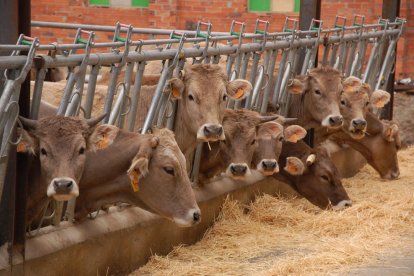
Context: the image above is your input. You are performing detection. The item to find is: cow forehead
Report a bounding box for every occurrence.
[36,116,89,138]
[188,81,226,99]
[342,90,369,103]
[225,123,256,140]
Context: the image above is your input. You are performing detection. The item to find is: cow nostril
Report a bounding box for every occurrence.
[204,126,211,136]
[329,116,343,126]
[230,165,237,173]
[344,202,352,207]
[66,181,73,189]
[217,126,223,136]
[263,161,277,169]
[53,181,59,189]
[240,166,247,173]
[193,212,201,222]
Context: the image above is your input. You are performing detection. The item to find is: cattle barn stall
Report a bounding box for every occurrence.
[0,4,406,274]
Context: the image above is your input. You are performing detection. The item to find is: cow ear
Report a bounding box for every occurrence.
[165,78,185,100]
[226,79,252,100]
[283,125,307,143]
[284,157,305,175]
[343,76,362,93]
[16,128,37,155]
[383,123,399,142]
[88,124,119,151]
[127,157,148,192]
[287,78,305,95]
[257,122,283,139]
[370,89,390,108]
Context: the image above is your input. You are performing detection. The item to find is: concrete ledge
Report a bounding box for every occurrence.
[0,148,365,276]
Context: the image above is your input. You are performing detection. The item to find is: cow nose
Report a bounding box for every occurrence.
[262,160,277,170]
[352,118,367,130]
[391,170,400,180]
[203,125,223,137]
[344,201,352,207]
[328,116,343,127]
[230,164,248,176]
[53,179,73,194]
[193,211,201,223]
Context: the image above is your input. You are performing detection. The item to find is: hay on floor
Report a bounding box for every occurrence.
[133,147,414,276]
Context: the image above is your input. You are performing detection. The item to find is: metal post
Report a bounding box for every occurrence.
[381,0,400,120]
[297,0,321,147]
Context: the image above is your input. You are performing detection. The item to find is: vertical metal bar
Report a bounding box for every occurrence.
[244,52,261,109]
[83,64,100,119]
[260,49,278,114]
[127,61,145,132]
[234,52,251,109]
[118,61,135,128]
[381,0,400,120]
[30,68,47,119]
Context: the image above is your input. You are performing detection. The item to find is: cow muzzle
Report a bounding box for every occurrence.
[197,123,225,142]
[47,177,79,201]
[257,159,279,176]
[349,118,367,139]
[173,208,202,227]
[382,169,400,180]
[322,115,343,129]
[332,199,353,210]
[227,163,251,179]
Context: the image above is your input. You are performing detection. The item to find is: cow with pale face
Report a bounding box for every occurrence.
[134,64,252,157]
[252,119,307,176]
[18,115,125,223]
[198,109,279,183]
[287,67,344,130]
[75,128,201,227]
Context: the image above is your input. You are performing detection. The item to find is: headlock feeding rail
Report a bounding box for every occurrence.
[0,14,407,265]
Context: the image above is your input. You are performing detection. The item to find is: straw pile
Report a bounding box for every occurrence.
[133,147,414,275]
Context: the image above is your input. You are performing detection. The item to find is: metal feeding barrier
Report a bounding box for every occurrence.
[0,15,406,233]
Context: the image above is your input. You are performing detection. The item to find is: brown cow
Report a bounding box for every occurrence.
[75,128,201,227]
[274,141,352,210]
[133,64,252,156]
[17,115,130,223]
[198,109,279,183]
[252,121,307,176]
[287,67,344,130]
[329,113,401,180]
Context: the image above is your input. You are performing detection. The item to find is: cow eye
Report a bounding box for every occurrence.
[251,139,256,145]
[188,94,195,101]
[321,175,329,182]
[40,148,47,156]
[340,100,346,106]
[79,147,85,155]
[222,95,228,101]
[314,89,321,95]
[365,101,370,106]
[163,166,175,176]
[278,136,284,142]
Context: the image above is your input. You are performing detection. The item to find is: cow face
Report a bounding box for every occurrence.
[340,77,390,139]
[364,121,400,180]
[288,67,343,129]
[18,115,116,201]
[128,128,201,227]
[218,109,279,180]
[253,122,307,176]
[298,147,352,209]
[167,64,252,143]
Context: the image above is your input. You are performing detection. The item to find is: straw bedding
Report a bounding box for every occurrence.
[133,147,414,275]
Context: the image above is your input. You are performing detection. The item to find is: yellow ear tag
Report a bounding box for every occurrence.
[17,143,26,153]
[172,87,180,98]
[96,135,109,150]
[285,162,299,174]
[286,134,299,143]
[234,88,245,99]
[129,170,140,192]
[376,99,386,108]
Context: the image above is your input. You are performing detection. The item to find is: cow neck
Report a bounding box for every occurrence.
[80,130,143,189]
[26,156,50,224]
[331,132,373,161]
[288,93,315,130]
[174,103,197,156]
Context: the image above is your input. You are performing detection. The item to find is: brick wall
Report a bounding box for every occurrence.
[31,0,413,78]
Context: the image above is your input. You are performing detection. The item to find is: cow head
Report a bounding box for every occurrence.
[253,121,307,176]
[340,76,390,139]
[288,67,343,129]
[166,64,252,143]
[18,115,115,201]
[217,109,279,180]
[127,128,201,227]
[278,142,352,210]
